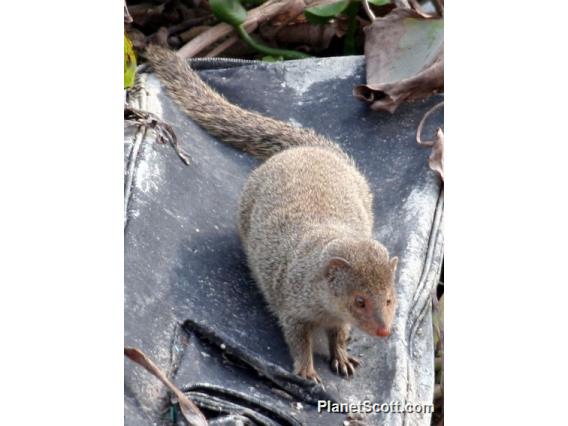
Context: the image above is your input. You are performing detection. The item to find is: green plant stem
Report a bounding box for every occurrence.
[343,1,359,55]
[236,25,310,60]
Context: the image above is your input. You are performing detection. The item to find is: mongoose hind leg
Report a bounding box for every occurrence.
[328,324,360,377]
[283,320,322,385]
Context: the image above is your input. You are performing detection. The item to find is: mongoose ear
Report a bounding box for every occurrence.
[389,257,399,272]
[325,257,351,280]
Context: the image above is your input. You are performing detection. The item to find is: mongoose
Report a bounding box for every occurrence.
[145,45,399,384]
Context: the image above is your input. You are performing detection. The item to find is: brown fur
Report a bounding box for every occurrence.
[145,45,398,383]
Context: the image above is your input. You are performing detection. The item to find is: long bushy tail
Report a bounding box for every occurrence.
[145,44,343,160]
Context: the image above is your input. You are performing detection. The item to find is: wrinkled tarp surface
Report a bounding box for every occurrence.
[124,56,443,426]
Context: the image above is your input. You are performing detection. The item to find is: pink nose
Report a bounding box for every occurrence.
[376,327,390,337]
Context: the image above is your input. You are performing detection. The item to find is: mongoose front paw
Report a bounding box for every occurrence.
[297,365,323,385]
[330,352,360,377]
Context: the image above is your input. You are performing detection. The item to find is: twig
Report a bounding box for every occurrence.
[434,384,442,400]
[408,0,421,11]
[432,294,443,353]
[409,0,439,18]
[435,356,442,371]
[124,105,191,165]
[362,0,376,22]
[205,35,240,57]
[432,291,444,394]
[125,347,207,426]
[124,0,133,24]
[167,16,213,35]
[178,23,235,58]
[416,101,444,147]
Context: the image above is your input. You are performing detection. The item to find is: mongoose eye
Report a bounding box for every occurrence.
[355,296,366,309]
[386,299,392,306]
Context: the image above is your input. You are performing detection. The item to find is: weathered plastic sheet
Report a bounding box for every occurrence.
[124,55,443,426]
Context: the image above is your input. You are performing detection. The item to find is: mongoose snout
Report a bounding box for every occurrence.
[326,240,398,341]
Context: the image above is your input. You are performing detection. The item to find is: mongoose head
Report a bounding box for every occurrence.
[323,239,398,338]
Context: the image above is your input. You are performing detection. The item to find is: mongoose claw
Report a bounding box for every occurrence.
[331,359,340,375]
[349,355,361,368]
[330,354,360,378]
[298,365,323,386]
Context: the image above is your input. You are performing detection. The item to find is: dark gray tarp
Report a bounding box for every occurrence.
[124,56,443,426]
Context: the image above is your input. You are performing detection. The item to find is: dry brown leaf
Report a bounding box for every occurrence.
[416,101,443,180]
[354,8,443,113]
[124,347,207,426]
[428,128,443,180]
[260,21,342,51]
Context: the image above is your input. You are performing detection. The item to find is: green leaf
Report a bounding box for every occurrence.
[209,0,247,27]
[262,55,284,62]
[236,25,310,60]
[367,0,391,5]
[124,33,136,89]
[304,0,350,25]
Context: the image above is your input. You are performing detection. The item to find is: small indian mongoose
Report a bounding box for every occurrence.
[145,45,399,384]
